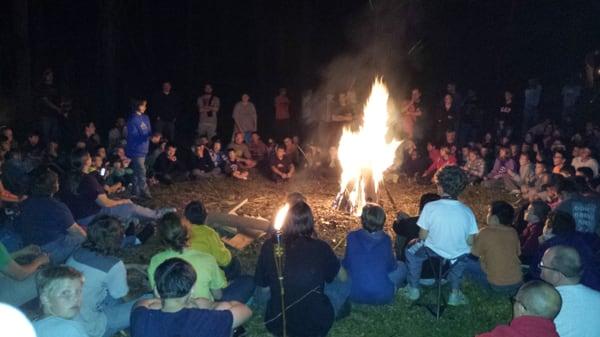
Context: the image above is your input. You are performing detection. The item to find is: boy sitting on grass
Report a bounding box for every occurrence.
[131,258,252,337]
[342,203,405,304]
[33,266,88,337]
[465,201,523,295]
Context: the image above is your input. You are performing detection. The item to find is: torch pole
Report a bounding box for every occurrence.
[274,231,287,337]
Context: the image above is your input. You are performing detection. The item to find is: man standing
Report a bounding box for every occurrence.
[540,245,600,337]
[476,281,561,337]
[274,88,290,139]
[151,81,181,142]
[197,84,220,140]
[126,98,152,200]
[232,93,257,143]
[37,68,61,143]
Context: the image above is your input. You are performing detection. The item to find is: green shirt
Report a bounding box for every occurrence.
[147,248,226,300]
[189,225,232,267]
[0,243,11,270]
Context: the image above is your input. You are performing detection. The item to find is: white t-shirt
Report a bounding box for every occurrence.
[67,249,128,337]
[34,317,88,337]
[555,284,600,337]
[417,199,478,259]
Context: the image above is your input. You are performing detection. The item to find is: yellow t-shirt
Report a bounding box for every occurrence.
[472,225,522,286]
[147,248,227,300]
[189,225,232,267]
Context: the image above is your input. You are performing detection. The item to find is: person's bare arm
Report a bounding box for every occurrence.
[213,301,252,329]
[271,165,284,177]
[288,164,295,176]
[2,254,49,281]
[42,97,61,112]
[96,193,131,208]
[67,223,87,238]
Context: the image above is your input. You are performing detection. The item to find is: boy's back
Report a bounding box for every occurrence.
[472,225,522,286]
[189,224,231,267]
[130,306,232,337]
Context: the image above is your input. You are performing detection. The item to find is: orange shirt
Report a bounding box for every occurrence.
[472,224,522,286]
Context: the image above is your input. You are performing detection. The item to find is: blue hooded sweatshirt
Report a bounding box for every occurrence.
[126,112,151,158]
[342,229,397,304]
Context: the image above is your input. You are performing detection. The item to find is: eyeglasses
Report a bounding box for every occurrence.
[538,260,563,274]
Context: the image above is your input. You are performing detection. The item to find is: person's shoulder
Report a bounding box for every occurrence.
[34,317,87,337]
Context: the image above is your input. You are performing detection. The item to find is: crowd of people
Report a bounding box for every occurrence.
[0,67,600,337]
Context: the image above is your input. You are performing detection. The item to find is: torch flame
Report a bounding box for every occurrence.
[273,203,290,231]
[337,78,401,215]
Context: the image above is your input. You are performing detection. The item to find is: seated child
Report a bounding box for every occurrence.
[342,203,405,304]
[466,201,522,295]
[519,200,551,264]
[209,140,228,172]
[420,145,456,184]
[33,266,89,337]
[66,216,140,337]
[190,144,219,178]
[131,258,252,337]
[223,149,249,180]
[269,145,295,183]
[461,148,485,184]
[153,143,189,185]
[0,243,49,306]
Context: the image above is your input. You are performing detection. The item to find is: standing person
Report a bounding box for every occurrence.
[435,94,458,140]
[126,98,152,200]
[403,166,478,305]
[232,93,257,143]
[274,88,291,139]
[37,68,61,144]
[197,84,220,140]
[151,81,181,142]
[499,90,516,136]
[401,88,423,140]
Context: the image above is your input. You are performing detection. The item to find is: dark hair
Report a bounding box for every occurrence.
[166,142,177,150]
[556,177,578,195]
[154,258,197,299]
[184,201,208,225]
[489,200,514,225]
[553,150,566,160]
[282,201,315,241]
[576,167,594,180]
[131,97,147,111]
[361,203,386,233]
[82,216,124,256]
[546,211,576,235]
[419,193,441,213]
[529,200,551,223]
[435,166,468,198]
[158,212,188,253]
[30,168,59,196]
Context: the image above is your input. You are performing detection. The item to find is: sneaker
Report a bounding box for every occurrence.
[156,207,177,218]
[401,286,420,301]
[447,290,468,306]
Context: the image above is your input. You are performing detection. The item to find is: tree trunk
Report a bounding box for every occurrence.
[12,0,32,120]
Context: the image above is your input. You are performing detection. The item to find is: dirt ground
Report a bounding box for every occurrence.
[123,170,513,296]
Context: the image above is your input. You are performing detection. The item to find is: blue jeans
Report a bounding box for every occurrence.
[100,294,151,337]
[405,245,468,291]
[324,276,351,317]
[77,203,160,227]
[221,275,256,303]
[464,255,522,296]
[42,232,86,264]
[389,261,408,288]
[130,156,150,197]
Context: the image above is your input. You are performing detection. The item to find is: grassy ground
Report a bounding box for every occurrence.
[126,171,515,337]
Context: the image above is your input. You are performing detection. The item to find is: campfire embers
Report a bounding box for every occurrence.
[333,78,402,216]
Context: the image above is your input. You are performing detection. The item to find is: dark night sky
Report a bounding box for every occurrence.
[1,0,599,134]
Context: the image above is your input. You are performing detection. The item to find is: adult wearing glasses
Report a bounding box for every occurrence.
[476,280,561,337]
[540,246,600,337]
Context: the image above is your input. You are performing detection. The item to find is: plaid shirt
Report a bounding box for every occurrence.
[463,158,485,178]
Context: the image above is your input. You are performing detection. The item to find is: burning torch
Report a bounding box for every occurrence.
[273,203,290,337]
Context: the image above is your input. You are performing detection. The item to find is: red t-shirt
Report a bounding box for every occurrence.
[476,316,559,337]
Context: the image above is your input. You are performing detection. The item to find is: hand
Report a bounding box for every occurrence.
[407,238,421,246]
[35,253,50,268]
[22,245,42,256]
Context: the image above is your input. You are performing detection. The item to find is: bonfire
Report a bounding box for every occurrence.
[334,78,402,215]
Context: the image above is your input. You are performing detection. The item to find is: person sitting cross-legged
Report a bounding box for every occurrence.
[342,203,406,304]
[190,143,220,179]
[66,216,143,337]
[269,145,295,183]
[465,201,523,295]
[475,280,562,337]
[131,258,252,337]
[33,266,89,337]
[402,165,478,305]
[184,200,255,302]
[153,143,189,185]
[539,245,600,337]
